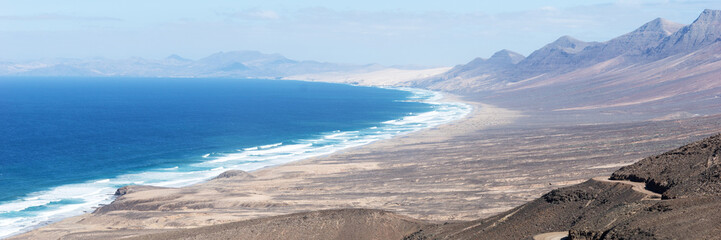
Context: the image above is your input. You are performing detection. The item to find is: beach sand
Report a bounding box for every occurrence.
[283,67,452,87]
[12,96,520,239]
[12,90,721,239]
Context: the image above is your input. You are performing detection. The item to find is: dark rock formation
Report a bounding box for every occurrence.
[407,133,721,239]
[114,185,168,196]
[211,170,256,180]
[405,180,646,240]
[612,133,721,199]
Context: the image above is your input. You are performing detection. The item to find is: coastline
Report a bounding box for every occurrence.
[11,88,522,239]
[3,84,481,239]
[12,80,721,239]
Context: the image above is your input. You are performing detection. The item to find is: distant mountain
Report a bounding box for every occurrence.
[165,54,192,63]
[653,9,721,57]
[20,64,101,76]
[421,14,694,93]
[516,36,601,73]
[0,50,363,78]
[486,49,525,65]
[603,17,685,57]
[411,49,526,91]
[446,49,524,77]
[413,9,721,122]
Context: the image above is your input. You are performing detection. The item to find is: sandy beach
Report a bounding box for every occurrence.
[12,83,721,239]
[4,4,721,239]
[11,93,521,239]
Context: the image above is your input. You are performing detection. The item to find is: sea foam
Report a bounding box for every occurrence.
[0,87,471,238]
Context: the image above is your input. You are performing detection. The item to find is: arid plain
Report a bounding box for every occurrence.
[11,9,721,240]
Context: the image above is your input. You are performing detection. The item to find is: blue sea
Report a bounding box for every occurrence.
[0,77,470,237]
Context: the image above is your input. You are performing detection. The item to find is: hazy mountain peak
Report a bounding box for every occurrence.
[595,17,685,58]
[695,9,721,24]
[545,36,593,54]
[203,50,269,60]
[639,18,685,35]
[653,9,721,56]
[415,9,721,94]
[507,35,598,75]
[165,54,191,62]
[198,50,289,66]
[552,35,582,45]
[465,57,486,65]
[488,49,525,65]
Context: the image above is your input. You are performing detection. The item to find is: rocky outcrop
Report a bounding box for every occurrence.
[565,133,721,239]
[114,185,169,196]
[404,179,646,240]
[400,133,721,240]
[611,133,721,199]
[211,170,256,180]
[568,197,721,240]
[542,187,598,204]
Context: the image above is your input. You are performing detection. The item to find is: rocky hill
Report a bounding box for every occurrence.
[612,134,721,199]
[412,134,721,240]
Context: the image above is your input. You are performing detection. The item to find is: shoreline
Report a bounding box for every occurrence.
[2,85,480,239]
[11,88,523,239]
[248,91,475,171]
[245,91,502,179]
[14,80,721,239]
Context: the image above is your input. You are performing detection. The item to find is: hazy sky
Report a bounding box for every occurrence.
[1,0,720,66]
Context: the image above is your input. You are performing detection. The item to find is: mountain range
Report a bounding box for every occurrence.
[8,9,721,117]
[119,11,721,239]
[418,10,716,91]
[410,9,721,122]
[9,8,721,240]
[0,51,372,78]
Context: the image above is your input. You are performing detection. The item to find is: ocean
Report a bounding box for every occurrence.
[0,77,470,238]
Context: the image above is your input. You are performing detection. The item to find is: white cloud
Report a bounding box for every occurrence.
[229,9,280,20]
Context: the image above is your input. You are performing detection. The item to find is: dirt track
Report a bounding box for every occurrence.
[592,177,662,200]
[533,231,568,240]
[533,176,664,240]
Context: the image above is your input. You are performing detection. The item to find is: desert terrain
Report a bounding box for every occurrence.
[11,9,721,240]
